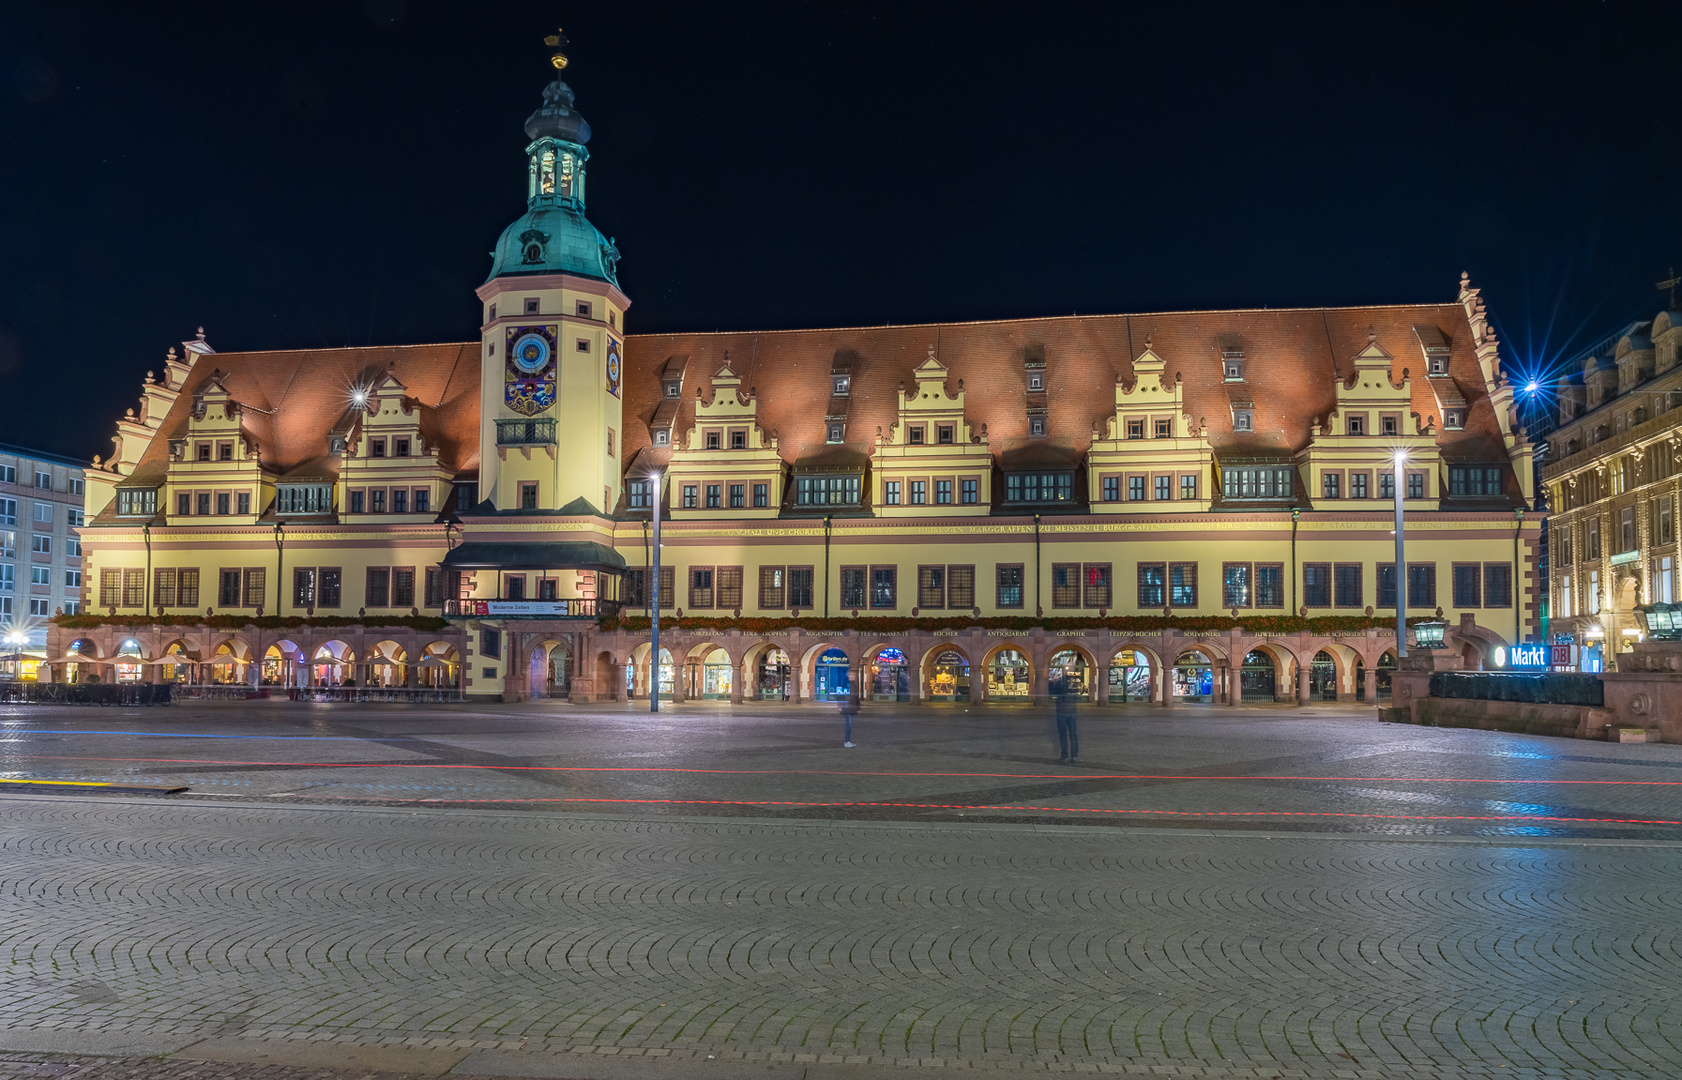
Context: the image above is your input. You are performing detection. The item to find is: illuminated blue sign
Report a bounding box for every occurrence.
[1506,642,1548,669]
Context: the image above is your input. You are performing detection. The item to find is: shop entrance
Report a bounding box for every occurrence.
[1048,649,1091,701]
[1107,650,1152,702]
[697,648,732,699]
[1173,650,1214,703]
[1239,650,1275,702]
[1310,650,1338,700]
[926,650,970,701]
[758,648,790,700]
[870,647,910,701]
[814,648,851,701]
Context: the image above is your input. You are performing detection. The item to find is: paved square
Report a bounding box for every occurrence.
[1,701,1680,1079]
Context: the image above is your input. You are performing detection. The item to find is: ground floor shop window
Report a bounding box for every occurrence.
[988,649,1030,701]
[1107,650,1152,702]
[699,648,731,699]
[870,647,909,701]
[1239,649,1275,701]
[758,648,790,700]
[1310,650,1338,700]
[927,650,969,701]
[1173,650,1213,702]
[814,648,851,701]
[1048,648,1091,701]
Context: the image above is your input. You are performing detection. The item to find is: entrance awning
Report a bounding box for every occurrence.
[440,541,626,571]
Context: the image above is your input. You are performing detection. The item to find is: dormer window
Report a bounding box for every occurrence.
[828,423,844,443]
[330,435,348,454]
[395,438,410,457]
[1444,409,1464,430]
[705,431,721,450]
[937,425,954,445]
[218,442,234,461]
[832,374,850,396]
[370,439,386,458]
[664,382,680,399]
[1126,419,1144,440]
[654,429,670,447]
[197,443,212,462]
[1233,409,1254,433]
[1027,373,1044,391]
[729,429,747,450]
[1382,415,1399,436]
[908,425,925,445]
[1223,354,1244,381]
[1347,416,1364,436]
[1029,416,1047,437]
[1154,419,1171,438]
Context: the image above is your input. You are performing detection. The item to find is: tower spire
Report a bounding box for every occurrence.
[543,27,570,72]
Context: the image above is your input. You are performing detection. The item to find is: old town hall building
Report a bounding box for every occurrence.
[52,44,1540,708]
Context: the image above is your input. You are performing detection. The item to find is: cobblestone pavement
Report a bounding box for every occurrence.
[2,791,1682,1080]
[3,700,1682,838]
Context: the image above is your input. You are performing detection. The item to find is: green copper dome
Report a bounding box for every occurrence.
[485,77,621,287]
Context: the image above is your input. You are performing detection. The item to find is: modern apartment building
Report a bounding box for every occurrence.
[0,441,87,653]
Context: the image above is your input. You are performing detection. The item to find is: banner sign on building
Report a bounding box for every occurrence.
[1505,642,1548,669]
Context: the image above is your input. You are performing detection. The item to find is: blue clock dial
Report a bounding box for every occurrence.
[511,333,551,374]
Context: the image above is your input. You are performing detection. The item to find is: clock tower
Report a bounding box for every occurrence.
[475,30,629,516]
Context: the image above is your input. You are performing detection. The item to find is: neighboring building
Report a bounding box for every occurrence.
[1542,312,1682,670]
[55,43,1539,705]
[0,441,87,658]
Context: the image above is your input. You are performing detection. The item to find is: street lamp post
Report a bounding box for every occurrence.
[5,629,23,682]
[1394,452,1408,659]
[649,470,661,714]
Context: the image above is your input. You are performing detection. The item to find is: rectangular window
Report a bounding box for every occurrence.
[788,566,814,608]
[391,567,415,608]
[1407,471,1425,499]
[413,488,429,514]
[238,491,251,515]
[1588,518,1601,560]
[1379,472,1395,499]
[1658,555,1675,604]
[1137,563,1166,608]
[0,532,11,559]
[753,482,769,508]
[1661,496,1675,544]
[0,499,12,525]
[705,484,721,509]
[63,568,81,589]
[1155,475,1170,500]
[1377,563,1397,608]
[217,442,233,461]
[395,438,410,457]
[423,567,443,607]
[1169,563,1197,608]
[215,492,229,515]
[177,492,191,516]
[1559,574,1573,617]
[319,568,340,608]
[997,564,1025,609]
[627,480,652,509]
[918,565,947,608]
[1322,473,1341,499]
[935,479,952,505]
[370,439,385,458]
[366,567,390,608]
[705,431,721,450]
[1223,562,1251,608]
[729,484,744,508]
[1128,476,1145,501]
[870,565,896,609]
[908,425,925,445]
[32,502,50,524]
[455,482,477,510]
[938,425,954,445]
[519,483,537,510]
[178,568,200,608]
[350,490,365,514]
[948,565,975,609]
[962,478,979,504]
[840,566,867,609]
[884,480,900,505]
[689,566,715,609]
[241,568,265,610]
[197,492,211,515]
[682,485,698,508]
[1083,562,1112,608]
[1127,419,1144,439]
[28,566,48,586]
[392,489,407,514]
[1256,564,1284,608]
[96,567,116,606]
[1407,564,1436,607]
[716,566,743,609]
[368,488,386,514]
[197,443,211,462]
[153,568,176,608]
[1102,476,1119,502]
[1620,507,1636,552]
[1051,563,1080,608]
[481,628,501,660]
[1334,563,1362,607]
[1303,562,1332,607]
[0,465,11,483]
[729,429,745,450]
[759,565,786,609]
[1453,563,1482,608]
[1448,465,1503,497]
[1483,564,1512,608]
[1589,569,1601,614]
[909,481,926,505]
[1350,473,1368,499]
[1003,472,1072,503]
[31,534,50,555]
[1182,474,1198,500]
[293,567,316,608]
[507,576,526,603]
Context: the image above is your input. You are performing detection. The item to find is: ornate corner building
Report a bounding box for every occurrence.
[55,48,1540,707]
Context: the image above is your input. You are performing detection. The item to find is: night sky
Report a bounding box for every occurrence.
[4,1,1681,461]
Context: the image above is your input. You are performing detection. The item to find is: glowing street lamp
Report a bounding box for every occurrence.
[4,629,23,681]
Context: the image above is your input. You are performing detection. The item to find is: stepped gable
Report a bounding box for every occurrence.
[132,342,481,478]
[619,302,1494,468]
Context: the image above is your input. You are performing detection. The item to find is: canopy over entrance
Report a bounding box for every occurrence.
[441,541,626,571]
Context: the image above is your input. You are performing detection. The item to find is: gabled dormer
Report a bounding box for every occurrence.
[1413,324,1452,377]
[1024,343,1048,437]
[336,365,453,520]
[825,350,856,443]
[648,355,687,449]
[664,361,784,520]
[1296,330,1437,507]
[163,370,269,524]
[873,346,991,516]
[1087,340,1212,512]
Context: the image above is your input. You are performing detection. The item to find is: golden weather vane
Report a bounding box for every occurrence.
[544,27,570,70]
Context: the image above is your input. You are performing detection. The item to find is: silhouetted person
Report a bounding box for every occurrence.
[1052,675,1079,763]
[839,696,858,747]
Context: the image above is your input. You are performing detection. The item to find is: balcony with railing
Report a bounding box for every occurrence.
[496,418,557,446]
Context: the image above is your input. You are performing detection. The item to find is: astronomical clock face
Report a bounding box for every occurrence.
[503,324,558,416]
[605,338,622,398]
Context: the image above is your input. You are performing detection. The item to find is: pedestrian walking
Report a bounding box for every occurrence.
[839,696,858,747]
[1052,676,1079,763]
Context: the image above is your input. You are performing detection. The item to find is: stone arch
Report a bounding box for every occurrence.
[863,642,913,702]
[416,639,460,689]
[367,639,409,688]
[1046,640,1098,701]
[310,639,355,687]
[207,637,254,685]
[744,640,794,701]
[1237,643,1289,703]
[1170,646,1219,703]
[1101,640,1162,705]
[921,642,972,702]
[801,640,853,703]
[527,637,572,699]
[981,641,1033,703]
[686,641,735,700]
[259,638,305,688]
[1317,641,1363,700]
